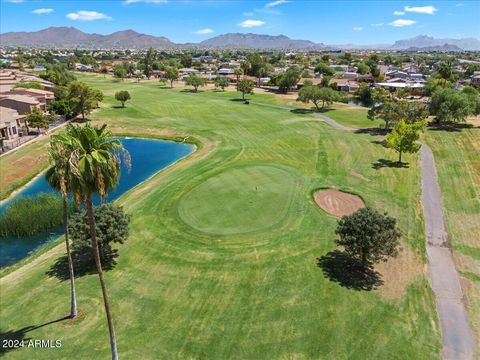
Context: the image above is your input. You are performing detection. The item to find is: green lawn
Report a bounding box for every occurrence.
[0,75,441,359]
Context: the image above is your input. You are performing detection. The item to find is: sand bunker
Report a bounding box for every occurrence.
[314,189,365,217]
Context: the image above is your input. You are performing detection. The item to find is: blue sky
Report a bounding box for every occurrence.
[1,0,478,44]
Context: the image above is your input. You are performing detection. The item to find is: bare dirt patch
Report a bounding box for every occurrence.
[314,189,365,217]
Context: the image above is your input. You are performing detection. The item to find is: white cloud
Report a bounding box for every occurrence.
[238,19,265,28]
[66,11,112,21]
[194,28,213,35]
[389,19,416,27]
[371,22,384,27]
[404,5,438,14]
[353,26,363,32]
[393,10,405,15]
[265,0,288,8]
[124,0,167,3]
[32,8,54,15]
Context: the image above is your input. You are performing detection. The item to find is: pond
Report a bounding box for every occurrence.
[0,138,193,268]
[346,98,373,108]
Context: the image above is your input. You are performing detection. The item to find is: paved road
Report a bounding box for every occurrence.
[421,145,475,360]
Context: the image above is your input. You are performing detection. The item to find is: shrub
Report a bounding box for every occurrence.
[0,193,68,236]
[69,203,130,261]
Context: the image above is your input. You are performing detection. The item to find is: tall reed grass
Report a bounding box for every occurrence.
[0,193,68,236]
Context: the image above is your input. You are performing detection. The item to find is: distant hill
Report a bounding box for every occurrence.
[0,27,174,48]
[392,35,480,51]
[197,33,324,50]
[404,44,463,52]
[1,27,479,51]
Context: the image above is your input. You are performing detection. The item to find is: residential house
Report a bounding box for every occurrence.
[471,71,480,88]
[218,68,235,76]
[329,78,360,93]
[8,88,55,106]
[0,106,20,143]
[0,94,43,114]
[375,82,424,91]
[340,72,359,79]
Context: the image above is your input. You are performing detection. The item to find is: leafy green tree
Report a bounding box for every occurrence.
[314,62,335,76]
[113,66,127,80]
[48,99,75,119]
[435,63,458,81]
[297,85,340,111]
[64,123,130,360]
[386,120,425,163]
[142,47,156,79]
[275,66,302,93]
[46,138,78,318]
[423,78,454,96]
[320,75,332,88]
[69,203,130,262]
[25,107,49,133]
[67,81,103,121]
[245,53,266,77]
[214,76,229,91]
[464,64,480,77]
[429,88,473,123]
[354,82,372,105]
[335,208,401,267]
[180,54,193,68]
[463,86,480,116]
[236,79,255,100]
[356,63,369,75]
[368,89,428,130]
[40,64,76,86]
[184,74,207,92]
[115,90,131,108]
[164,67,179,88]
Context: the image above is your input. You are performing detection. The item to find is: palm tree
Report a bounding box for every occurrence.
[65,123,130,360]
[234,67,243,83]
[46,137,78,319]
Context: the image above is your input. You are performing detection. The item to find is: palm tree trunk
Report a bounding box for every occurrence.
[63,197,77,319]
[85,197,118,360]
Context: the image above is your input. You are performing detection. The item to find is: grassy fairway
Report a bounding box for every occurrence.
[0,75,441,359]
[0,137,51,200]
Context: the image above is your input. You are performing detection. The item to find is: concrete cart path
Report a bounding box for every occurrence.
[421,145,475,360]
[249,101,356,132]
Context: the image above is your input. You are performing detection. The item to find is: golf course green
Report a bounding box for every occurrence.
[0,74,443,359]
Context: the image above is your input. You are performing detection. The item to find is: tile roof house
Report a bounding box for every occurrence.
[329,78,360,92]
[0,94,43,114]
[0,106,21,142]
[8,88,55,105]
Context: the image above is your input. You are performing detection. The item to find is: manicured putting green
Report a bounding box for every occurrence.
[178,165,296,235]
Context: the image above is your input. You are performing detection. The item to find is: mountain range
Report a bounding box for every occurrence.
[1,27,479,51]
